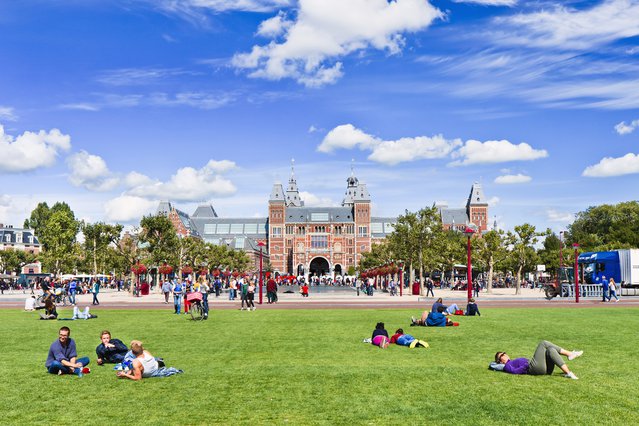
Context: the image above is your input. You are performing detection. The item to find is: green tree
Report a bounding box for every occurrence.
[37,208,80,275]
[139,215,179,267]
[474,229,506,293]
[505,224,543,295]
[23,202,51,237]
[0,249,35,274]
[82,222,123,274]
[436,229,466,285]
[537,231,562,279]
[178,236,207,271]
[567,201,639,251]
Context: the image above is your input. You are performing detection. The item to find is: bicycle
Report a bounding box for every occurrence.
[187,292,205,321]
[36,288,70,307]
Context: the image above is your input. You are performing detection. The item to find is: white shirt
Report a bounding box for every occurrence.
[25,297,36,311]
[139,351,159,378]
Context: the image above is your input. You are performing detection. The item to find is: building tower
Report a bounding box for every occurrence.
[268,181,286,273]
[348,167,371,265]
[466,182,489,232]
[285,158,303,207]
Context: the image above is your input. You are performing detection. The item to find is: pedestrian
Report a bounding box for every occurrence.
[609,278,619,302]
[91,280,100,305]
[356,278,361,296]
[426,278,434,297]
[601,275,611,302]
[161,280,171,304]
[229,278,237,301]
[266,276,277,303]
[239,277,249,310]
[172,280,183,314]
[199,280,210,319]
[247,281,256,311]
[68,280,77,305]
[473,281,480,298]
[214,277,221,298]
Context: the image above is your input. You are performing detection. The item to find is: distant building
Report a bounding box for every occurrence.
[0,224,41,255]
[155,168,489,279]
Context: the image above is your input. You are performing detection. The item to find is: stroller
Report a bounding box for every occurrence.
[186,291,206,321]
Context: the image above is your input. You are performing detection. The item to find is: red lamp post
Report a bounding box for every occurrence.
[559,231,564,268]
[465,227,475,303]
[258,241,265,305]
[573,243,580,303]
[399,262,404,297]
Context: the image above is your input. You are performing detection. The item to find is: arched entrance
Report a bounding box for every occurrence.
[309,257,330,277]
[296,264,305,276]
[334,264,343,276]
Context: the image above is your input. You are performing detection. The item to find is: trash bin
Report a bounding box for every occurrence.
[140,282,150,296]
[412,282,420,295]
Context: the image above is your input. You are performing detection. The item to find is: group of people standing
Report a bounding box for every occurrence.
[600,276,620,302]
[162,278,210,318]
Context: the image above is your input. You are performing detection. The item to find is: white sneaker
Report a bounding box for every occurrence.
[563,372,578,380]
[411,316,416,325]
[568,350,583,361]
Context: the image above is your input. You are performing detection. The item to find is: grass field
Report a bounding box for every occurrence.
[1,306,638,425]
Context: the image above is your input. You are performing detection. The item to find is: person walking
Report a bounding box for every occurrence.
[91,280,100,305]
[68,280,77,305]
[426,278,435,297]
[601,275,611,302]
[609,278,620,302]
[172,280,183,314]
[473,281,480,298]
[229,278,237,301]
[239,277,249,310]
[246,280,256,311]
[199,280,210,319]
[266,276,277,303]
[161,280,171,304]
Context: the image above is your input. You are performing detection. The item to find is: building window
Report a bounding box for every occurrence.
[334,226,342,235]
[358,226,368,237]
[346,225,354,234]
[272,227,282,237]
[286,225,294,234]
[204,224,216,234]
[311,235,328,249]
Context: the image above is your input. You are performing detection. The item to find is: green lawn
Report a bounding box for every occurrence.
[1,306,638,425]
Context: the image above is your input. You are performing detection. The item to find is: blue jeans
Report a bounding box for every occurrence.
[92,293,99,305]
[202,292,209,315]
[47,357,90,375]
[229,289,235,300]
[446,304,460,315]
[174,294,183,313]
[69,289,76,305]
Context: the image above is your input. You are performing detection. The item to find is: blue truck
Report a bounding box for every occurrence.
[578,249,639,296]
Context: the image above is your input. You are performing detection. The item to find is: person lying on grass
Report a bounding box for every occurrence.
[58,306,98,321]
[492,341,583,380]
[116,341,182,380]
[411,306,459,327]
[371,322,390,349]
[431,297,460,316]
[390,328,429,349]
[45,326,90,377]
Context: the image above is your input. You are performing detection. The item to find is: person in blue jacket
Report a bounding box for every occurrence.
[411,306,458,326]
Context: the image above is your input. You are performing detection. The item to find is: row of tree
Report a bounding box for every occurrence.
[359,201,639,295]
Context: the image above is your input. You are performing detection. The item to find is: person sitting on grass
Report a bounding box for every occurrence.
[390,328,429,349]
[465,298,481,316]
[371,322,389,349]
[96,330,129,365]
[431,297,460,315]
[45,326,90,377]
[411,306,459,327]
[36,298,58,320]
[492,340,583,380]
[25,295,36,311]
[116,340,182,380]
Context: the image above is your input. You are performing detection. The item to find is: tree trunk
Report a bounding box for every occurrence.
[418,251,424,295]
[93,237,97,275]
[515,265,523,295]
[487,256,494,294]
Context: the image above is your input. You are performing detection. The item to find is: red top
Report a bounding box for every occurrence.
[301,285,309,294]
[390,333,403,344]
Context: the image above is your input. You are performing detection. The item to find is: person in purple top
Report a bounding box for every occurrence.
[45,326,90,377]
[495,340,583,380]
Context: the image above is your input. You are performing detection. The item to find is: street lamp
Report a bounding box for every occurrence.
[573,243,580,303]
[258,241,265,305]
[559,231,564,268]
[465,227,475,302]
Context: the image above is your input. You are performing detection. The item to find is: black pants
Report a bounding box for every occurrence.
[247,293,255,308]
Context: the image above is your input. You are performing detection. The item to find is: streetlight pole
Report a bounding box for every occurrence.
[258,242,265,305]
[559,231,564,268]
[465,227,475,303]
[573,243,580,303]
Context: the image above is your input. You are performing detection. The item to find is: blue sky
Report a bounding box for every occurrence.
[1,0,639,234]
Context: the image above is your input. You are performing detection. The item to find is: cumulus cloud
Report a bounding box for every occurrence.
[495,0,639,50]
[582,153,639,177]
[546,209,575,223]
[104,196,158,222]
[126,160,237,201]
[299,191,338,207]
[615,119,639,135]
[0,194,10,207]
[0,125,71,173]
[0,106,18,121]
[124,171,156,188]
[257,11,293,37]
[67,151,119,191]
[494,173,532,184]
[487,196,500,206]
[318,124,461,166]
[232,0,443,87]
[154,0,291,14]
[453,0,516,5]
[450,139,548,166]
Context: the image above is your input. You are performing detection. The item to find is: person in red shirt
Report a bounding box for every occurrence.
[266,277,278,303]
[390,328,429,349]
[301,284,309,297]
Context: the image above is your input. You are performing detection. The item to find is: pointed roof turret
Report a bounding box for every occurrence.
[192,204,218,218]
[466,182,488,207]
[285,158,303,207]
[269,182,285,203]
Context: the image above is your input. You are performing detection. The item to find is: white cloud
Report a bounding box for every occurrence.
[60,92,236,111]
[582,153,639,177]
[308,125,318,133]
[546,209,575,223]
[104,196,158,222]
[453,0,516,5]
[257,11,293,37]
[58,103,101,112]
[232,0,443,87]
[0,125,71,173]
[124,171,155,188]
[318,124,461,166]
[614,119,639,135]
[0,194,10,207]
[154,0,291,14]
[96,68,195,86]
[495,0,639,50]
[126,160,237,201]
[450,139,548,166]
[67,151,119,192]
[487,196,500,206]
[299,191,338,207]
[494,173,532,184]
[0,106,18,121]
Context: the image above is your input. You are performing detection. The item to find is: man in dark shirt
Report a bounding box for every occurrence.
[45,326,90,376]
[96,330,129,365]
